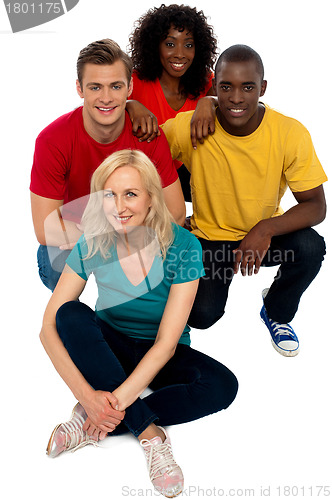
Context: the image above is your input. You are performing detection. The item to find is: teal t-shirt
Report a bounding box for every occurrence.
[66,224,204,345]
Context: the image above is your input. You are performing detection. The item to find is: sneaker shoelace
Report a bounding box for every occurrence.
[141,439,179,481]
[270,321,296,339]
[62,413,99,453]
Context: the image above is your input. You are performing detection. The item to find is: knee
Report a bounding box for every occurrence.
[37,245,69,291]
[222,369,239,409]
[295,229,326,265]
[188,309,225,330]
[37,246,61,292]
[56,301,94,343]
[205,364,238,414]
[38,268,60,292]
[216,367,238,411]
[56,300,84,324]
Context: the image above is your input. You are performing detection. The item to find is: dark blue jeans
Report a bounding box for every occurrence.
[188,228,326,328]
[37,245,70,292]
[55,301,238,437]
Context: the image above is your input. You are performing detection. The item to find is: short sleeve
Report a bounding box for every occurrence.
[30,134,68,200]
[65,235,90,281]
[162,117,182,163]
[140,129,179,187]
[283,123,327,192]
[161,112,194,170]
[165,226,205,284]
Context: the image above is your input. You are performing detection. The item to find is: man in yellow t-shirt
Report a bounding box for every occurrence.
[162,44,327,357]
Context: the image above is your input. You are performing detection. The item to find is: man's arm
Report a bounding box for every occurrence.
[144,126,186,226]
[31,192,83,248]
[31,185,185,245]
[233,185,326,276]
[162,179,186,226]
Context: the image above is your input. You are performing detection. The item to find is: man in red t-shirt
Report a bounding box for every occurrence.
[30,39,185,291]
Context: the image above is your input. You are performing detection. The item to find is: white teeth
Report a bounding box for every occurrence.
[115,216,131,221]
[172,63,184,68]
[98,107,113,111]
[230,109,244,113]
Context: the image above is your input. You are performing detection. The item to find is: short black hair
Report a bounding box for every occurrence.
[215,44,264,80]
[129,4,217,99]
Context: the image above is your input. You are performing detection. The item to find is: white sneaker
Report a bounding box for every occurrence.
[46,403,99,458]
[140,427,184,497]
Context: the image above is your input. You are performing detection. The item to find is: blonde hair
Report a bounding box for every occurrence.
[81,149,174,259]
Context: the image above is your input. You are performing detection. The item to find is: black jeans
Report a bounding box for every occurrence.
[188,228,326,329]
[56,301,238,437]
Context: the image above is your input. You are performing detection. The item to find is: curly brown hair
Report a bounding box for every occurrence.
[129,4,217,99]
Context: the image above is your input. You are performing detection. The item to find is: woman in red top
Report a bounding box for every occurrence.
[129,4,217,200]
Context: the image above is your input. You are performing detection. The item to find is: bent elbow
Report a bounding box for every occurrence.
[159,344,177,362]
[39,329,45,347]
[168,345,177,360]
[33,225,47,246]
[316,187,327,224]
[320,202,327,223]
[39,326,49,350]
[175,208,186,227]
[316,201,327,225]
[37,235,47,246]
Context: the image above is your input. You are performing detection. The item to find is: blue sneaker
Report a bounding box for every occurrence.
[260,289,299,357]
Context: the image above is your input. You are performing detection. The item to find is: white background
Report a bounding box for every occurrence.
[1,0,331,498]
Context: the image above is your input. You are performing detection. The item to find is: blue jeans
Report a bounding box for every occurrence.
[55,301,238,437]
[188,228,326,328]
[37,245,71,291]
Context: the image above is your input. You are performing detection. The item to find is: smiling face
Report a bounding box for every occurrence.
[213,60,267,136]
[76,61,133,143]
[103,166,152,232]
[159,25,195,79]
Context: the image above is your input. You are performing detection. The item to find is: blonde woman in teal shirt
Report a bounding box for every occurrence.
[40,149,238,498]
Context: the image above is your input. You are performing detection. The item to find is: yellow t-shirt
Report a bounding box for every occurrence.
[162,105,327,241]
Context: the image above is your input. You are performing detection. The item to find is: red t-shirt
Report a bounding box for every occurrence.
[130,71,213,168]
[130,71,213,124]
[30,107,177,208]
